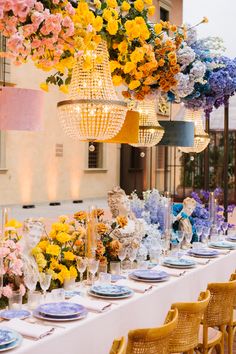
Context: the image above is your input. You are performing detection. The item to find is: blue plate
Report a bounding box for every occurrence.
[163,258,196,267]
[133,269,168,280]
[0,329,16,346]
[188,249,219,257]
[33,308,88,322]
[91,284,131,296]
[0,310,31,320]
[0,329,22,352]
[209,241,236,249]
[65,290,81,299]
[111,275,126,282]
[37,302,84,317]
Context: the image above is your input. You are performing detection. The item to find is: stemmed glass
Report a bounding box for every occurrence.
[176,231,185,250]
[184,232,192,249]
[87,258,99,285]
[118,248,127,272]
[76,257,87,287]
[202,226,210,245]
[24,271,39,297]
[39,273,52,301]
[222,222,228,239]
[195,225,203,243]
[127,248,137,270]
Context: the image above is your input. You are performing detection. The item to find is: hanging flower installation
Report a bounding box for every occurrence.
[0,0,185,99]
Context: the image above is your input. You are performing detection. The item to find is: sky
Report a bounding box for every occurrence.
[183,0,236,58]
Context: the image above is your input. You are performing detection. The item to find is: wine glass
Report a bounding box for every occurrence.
[221,222,228,239]
[87,259,99,285]
[127,248,137,270]
[76,257,87,287]
[184,232,192,249]
[118,248,127,272]
[39,273,52,301]
[195,225,203,242]
[24,271,38,296]
[176,231,185,250]
[202,226,210,245]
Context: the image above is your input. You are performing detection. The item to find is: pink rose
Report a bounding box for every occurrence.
[0,247,10,257]
[2,285,13,298]
[34,2,43,12]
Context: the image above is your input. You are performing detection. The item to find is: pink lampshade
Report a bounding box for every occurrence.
[0,87,44,131]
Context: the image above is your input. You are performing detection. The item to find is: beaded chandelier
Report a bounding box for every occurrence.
[130,98,164,148]
[179,109,210,153]
[57,40,127,141]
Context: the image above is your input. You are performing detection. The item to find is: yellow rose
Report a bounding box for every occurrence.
[40,83,49,92]
[130,48,145,63]
[94,16,103,31]
[59,215,69,223]
[56,232,71,244]
[31,246,42,256]
[118,40,128,53]
[103,8,118,21]
[63,251,76,261]
[154,23,163,35]
[36,254,47,269]
[46,245,61,257]
[38,240,49,252]
[5,219,22,229]
[148,5,155,16]
[107,0,118,8]
[107,19,118,35]
[121,1,131,11]
[52,222,70,233]
[112,75,123,86]
[144,0,152,4]
[134,0,144,12]
[124,61,136,73]
[70,266,77,279]
[129,80,141,90]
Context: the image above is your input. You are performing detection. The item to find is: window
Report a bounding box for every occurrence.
[86,142,106,170]
[160,6,169,21]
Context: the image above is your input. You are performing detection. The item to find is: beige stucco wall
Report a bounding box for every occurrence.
[0,62,120,205]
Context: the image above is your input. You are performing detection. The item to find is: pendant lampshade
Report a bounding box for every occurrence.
[179,109,210,153]
[130,98,164,148]
[57,40,127,141]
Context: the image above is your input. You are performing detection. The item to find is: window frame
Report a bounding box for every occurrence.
[84,142,108,173]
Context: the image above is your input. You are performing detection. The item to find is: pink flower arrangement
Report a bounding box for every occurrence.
[0,239,25,301]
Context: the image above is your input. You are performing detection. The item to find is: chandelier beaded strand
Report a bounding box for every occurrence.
[179,109,210,153]
[57,40,127,141]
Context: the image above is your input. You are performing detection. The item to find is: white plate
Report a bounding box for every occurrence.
[0,331,22,352]
[88,290,134,300]
[162,263,195,269]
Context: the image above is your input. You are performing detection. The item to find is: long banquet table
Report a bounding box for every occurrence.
[8,250,236,354]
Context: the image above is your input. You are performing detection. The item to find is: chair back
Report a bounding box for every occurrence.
[167,290,210,352]
[126,308,178,354]
[204,279,236,327]
[229,273,236,307]
[110,337,126,354]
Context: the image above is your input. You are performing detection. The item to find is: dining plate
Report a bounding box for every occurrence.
[37,302,84,317]
[132,269,169,280]
[111,275,126,282]
[188,249,219,258]
[0,330,22,352]
[129,273,169,283]
[0,310,31,321]
[227,236,236,242]
[163,258,196,268]
[88,290,134,300]
[209,241,236,249]
[91,284,131,296]
[0,329,16,346]
[33,308,88,322]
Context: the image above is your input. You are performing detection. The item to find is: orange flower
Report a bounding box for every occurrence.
[96,222,109,235]
[74,211,87,222]
[122,91,131,99]
[116,216,128,228]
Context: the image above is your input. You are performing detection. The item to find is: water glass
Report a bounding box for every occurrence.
[127,248,137,269]
[137,260,149,270]
[8,290,22,310]
[98,272,111,284]
[76,257,87,287]
[149,249,161,265]
[222,222,228,238]
[51,288,65,302]
[24,271,38,293]
[118,248,127,271]
[192,242,204,249]
[98,263,108,274]
[87,258,99,285]
[195,225,203,242]
[110,262,121,275]
[27,291,42,310]
[184,232,192,249]
[39,273,52,298]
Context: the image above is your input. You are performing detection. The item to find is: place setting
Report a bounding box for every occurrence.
[0,327,22,352]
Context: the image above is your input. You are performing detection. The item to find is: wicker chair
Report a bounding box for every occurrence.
[195,279,236,354]
[226,273,236,354]
[123,308,178,354]
[166,290,210,354]
[110,337,126,354]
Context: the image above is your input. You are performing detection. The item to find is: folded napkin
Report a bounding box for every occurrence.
[183,256,209,265]
[6,318,54,340]
[69,295,111,313]
[153,265,186,277]
[116,279,152,293]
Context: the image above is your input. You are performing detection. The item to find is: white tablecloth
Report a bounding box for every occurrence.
[7,251,236,354]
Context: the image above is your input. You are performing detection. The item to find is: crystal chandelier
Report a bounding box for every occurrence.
[179,109,210,153]
[57,40,127,141]
[130,98,164,148]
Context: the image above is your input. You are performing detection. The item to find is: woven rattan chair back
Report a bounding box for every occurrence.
[125,308,178,354]
[204,279,236,327]
[229,273,236,307]
[110,337,126,354]
[167,290,210,352]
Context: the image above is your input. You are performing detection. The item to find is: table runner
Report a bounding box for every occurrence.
[7,250,236,354]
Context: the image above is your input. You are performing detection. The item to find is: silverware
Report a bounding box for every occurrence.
[26,317,65,329]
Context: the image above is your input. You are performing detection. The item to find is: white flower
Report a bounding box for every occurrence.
[177,43,196,70]
[189,60,206,82]
[174,73,195,98]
